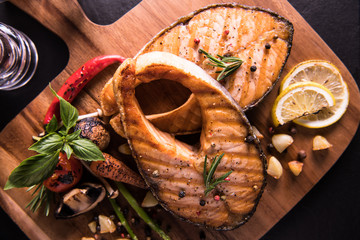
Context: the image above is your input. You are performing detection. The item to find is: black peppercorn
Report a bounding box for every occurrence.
[250,65,257,72]
[178,190,186,198]
[267,143,274,152]
[265,43,271,49]
[200,199,206,206]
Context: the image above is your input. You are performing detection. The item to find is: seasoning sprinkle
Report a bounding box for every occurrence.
[250,65,257,72]
[199,199,206,206]
[194,37,200,44]
[178,190,186,198]
[265,43,271,49]
[214,195,220,201]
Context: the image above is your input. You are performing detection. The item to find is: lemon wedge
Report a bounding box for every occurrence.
[280,60,349,128]
[272,82,335,126]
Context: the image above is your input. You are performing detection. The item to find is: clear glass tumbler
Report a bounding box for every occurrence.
[0,22,38,91]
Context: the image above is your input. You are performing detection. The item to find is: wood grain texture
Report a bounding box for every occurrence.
[0,0,359,239]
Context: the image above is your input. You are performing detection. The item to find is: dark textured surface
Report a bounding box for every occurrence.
[0,0,359,239]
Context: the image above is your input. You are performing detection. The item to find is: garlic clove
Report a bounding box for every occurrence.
[267,156,283,179]
[99,215,116,233]
[272,134,294,153]
[141,191,159,208]
[288,161,304,176]
[313,135,332,151]
[87,221,97,233]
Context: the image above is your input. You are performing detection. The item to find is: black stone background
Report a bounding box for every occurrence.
[0,0,359,239]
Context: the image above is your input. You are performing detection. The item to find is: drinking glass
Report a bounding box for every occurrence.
[0,22,38,91]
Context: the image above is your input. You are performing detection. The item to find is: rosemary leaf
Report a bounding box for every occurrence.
[203,153,231,196]
[199,49,243,81]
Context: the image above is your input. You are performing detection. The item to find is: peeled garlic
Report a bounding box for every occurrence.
[141,191,159,208]
[267,156,283,179]
[118,143,132,155]
[99,214,116,233]
[313,135,332,151]
[87,221,97,233]
[272,134,294,153]
[288,161,304,176]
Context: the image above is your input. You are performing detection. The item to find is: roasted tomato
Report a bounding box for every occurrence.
[44,152,83,192]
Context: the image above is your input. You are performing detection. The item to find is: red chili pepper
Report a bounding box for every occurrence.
[43,55,126,125]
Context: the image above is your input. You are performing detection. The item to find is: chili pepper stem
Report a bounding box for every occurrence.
[115,182,171,240]
[109,198,138,240]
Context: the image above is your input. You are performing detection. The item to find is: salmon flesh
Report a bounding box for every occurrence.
[113,52,266,230]
[101,3,293,135]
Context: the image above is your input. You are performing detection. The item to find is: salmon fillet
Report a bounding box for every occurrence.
[101,3,293,135]
[114,52,266,230]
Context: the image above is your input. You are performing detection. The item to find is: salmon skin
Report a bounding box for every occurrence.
[101,3,293,135]
[114,52,266,230]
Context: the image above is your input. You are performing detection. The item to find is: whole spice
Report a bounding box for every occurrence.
[265,43,271,49]
[194,37,200,44]
[250,65,257,72]
[43,55,125,125]
[178,190,186,198]
[297,150,307,160]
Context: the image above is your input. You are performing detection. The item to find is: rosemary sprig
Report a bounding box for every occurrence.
[203,153,232,196]
[26,184,53,216]
[199,48,243,81]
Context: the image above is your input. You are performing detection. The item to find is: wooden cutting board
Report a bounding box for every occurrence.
[1,0,359,239]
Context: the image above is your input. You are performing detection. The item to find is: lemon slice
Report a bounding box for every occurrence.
[272,82,335,126]
[280,60,349,128]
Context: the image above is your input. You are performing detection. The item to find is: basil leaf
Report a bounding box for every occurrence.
[46,115,58,133]
[49,84,78,131]
[59,97,78,131]
[70,139,104,161]
[58,126,68,136]
[62,143,73,160]
[29,133,63,154]
[66,129,81,142]
[4,151,60,189]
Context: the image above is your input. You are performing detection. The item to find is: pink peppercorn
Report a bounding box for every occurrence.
[225,177,230,181]
[224,29,230,35]
[214,195,220,201]
[194,37,200,44]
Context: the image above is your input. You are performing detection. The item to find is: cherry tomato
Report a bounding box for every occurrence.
[44,152,83,192]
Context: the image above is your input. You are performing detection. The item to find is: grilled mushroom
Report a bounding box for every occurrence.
[74,117,111,151]
[55,183,106,219]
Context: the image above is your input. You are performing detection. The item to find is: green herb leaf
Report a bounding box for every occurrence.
[46,115,58,133]
[28,133,63,154]
[26,184,53,216]
[199,49,243,81]
[62,142,73,160]
[70,138,104,161]
[5,151,60,189]
[66,129,81,142]
[203,153,231,196]
[50,85,78,132]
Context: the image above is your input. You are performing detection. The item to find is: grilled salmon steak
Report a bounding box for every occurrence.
[114,52,266,230]
[101,3,293,135]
